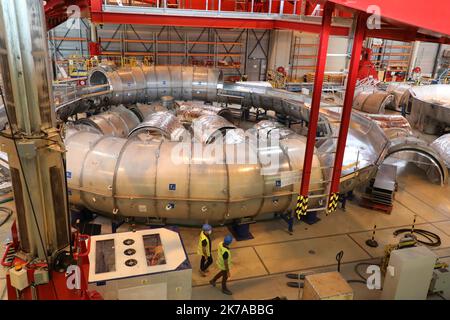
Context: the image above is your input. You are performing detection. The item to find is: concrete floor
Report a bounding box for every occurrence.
[1,163,449,300]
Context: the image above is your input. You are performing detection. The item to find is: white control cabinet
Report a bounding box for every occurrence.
[88,228,191,300]
[382,246,437,300]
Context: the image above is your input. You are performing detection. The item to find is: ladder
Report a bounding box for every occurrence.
[296,4,367,219]
[290,35,319,82]
[297,109,344,218]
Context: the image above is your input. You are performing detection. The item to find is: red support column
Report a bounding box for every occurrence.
[327,12,367,214]
[296,1,334,219]
[90,0,103,12]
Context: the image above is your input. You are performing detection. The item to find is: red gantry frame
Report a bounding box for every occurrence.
[46,0,450,218]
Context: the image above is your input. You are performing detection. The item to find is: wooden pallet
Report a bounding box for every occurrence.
[359,197,393,214]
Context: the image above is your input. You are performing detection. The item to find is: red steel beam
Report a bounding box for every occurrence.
[89,0,349,35]
[327,12,367,214]
[296,1,334,219]
[328,0,450,37]
[87,0,448,43]
[91,12,276,29]
[275,20,348,36]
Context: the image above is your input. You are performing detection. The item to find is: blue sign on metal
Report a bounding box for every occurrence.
[66,171,72,179]
[276,180,281,187]
[169,184,176,191]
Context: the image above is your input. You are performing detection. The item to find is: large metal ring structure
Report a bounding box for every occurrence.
[50,67,449,222]
[66,122,323,222]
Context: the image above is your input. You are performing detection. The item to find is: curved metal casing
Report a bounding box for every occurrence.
[65,130,323,223]
[88,65,222,106]
[407,84,450,135]
[129,111,186,141]
[76,105,140,137]
[192,114,237,144]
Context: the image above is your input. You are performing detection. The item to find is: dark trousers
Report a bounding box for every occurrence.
[212,270,229,289]
[200,256,213,272]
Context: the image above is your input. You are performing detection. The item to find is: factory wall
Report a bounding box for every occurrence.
[48,20,270,81]
[267,31,349,81]
[413,42,441,76]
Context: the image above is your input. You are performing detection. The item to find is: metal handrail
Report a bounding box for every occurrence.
[102,0,306,17]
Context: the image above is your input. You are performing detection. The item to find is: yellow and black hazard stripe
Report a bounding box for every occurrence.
[327,193,339,215]
[296,195,309,219]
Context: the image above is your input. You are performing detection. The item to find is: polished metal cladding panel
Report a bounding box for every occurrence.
[284,100,303,119]
[386,83,411,111]
[129,111,184,140]
[181,66,194,101]
[192,114,236,144]
[192,67,208,101]
[353,91,371,111]
[156,142,190,219]
[142,66,158,101]
[431,134,450,168]
[109,71,124,105]
[118,68,138,105]
[207,68,220,101]
[189,143,228,220]
[258,143,294,215]
[131,103,168,121]
[78,106,140,138]
[155,65,172,98]
[408,84,450,135]
[169,65,183,99]
[66,131,104,206]
[86,65,221,109]
[112,105,141,134]
[226,143,264,219]
[101,112,129,136]
[131,67,147,103]
[281,136,323,209]
[177,102,233,123]
[81,137,126,214]
[114,140,161,218]
[386,136,448,185]
[361,91,393,114]
[80,115,116,136]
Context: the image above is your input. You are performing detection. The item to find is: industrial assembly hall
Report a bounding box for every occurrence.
[0,0,450,306]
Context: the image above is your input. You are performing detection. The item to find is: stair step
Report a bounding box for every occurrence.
[307,207,328,212]
[311,179,332,184]
[308,194,329,199]
[316,136,339,140]
[318,120,341,124]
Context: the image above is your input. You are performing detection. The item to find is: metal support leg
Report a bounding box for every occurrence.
[327,13,367,214]
[279,211,294,234]
[296,2,334,219]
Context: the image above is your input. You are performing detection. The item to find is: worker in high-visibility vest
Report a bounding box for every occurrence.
[197,224,213,276]
[210,235,233,295]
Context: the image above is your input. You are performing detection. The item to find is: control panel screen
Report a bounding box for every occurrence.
[143,234,166,266]
[95,239,116,274]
